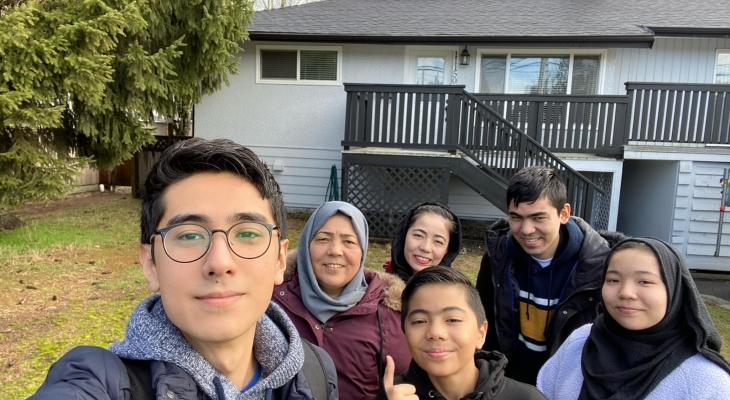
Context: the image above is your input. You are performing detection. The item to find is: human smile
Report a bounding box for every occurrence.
[322,263,346,270]
[413,255,432,266]
[615,305,642,315]
[422,348,453,359]
[196,291,243,306]
[521,236,542,246]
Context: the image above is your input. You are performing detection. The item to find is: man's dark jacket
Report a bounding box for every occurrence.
[475,217,623,362]
[29,345,338,400]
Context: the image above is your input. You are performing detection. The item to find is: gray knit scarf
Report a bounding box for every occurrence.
[110,295,304,400]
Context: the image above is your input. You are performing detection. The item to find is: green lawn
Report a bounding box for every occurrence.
[1,192,728,398]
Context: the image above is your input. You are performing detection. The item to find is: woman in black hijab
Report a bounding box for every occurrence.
[383,202,462,282]
[537,237,730,399]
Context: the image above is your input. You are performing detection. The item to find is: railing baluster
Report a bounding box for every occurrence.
[719,92,730,144]
[363,91,372,143]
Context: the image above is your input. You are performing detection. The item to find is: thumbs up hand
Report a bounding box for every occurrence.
[383,355,418,400]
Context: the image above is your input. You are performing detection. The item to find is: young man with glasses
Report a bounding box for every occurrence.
[30,138,338,399]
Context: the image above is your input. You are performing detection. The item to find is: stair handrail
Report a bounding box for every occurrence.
[459,91,605,192]
[453,90,608,226]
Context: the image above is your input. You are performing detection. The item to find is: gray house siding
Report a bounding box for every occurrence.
[252,145,342,209]
[196,41,471,211]
[195,37,725,239]
[674,161,730,259]
[196,41,351,209]
[604,37,730,94]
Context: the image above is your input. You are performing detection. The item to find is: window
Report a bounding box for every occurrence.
[416,56,446,84]
[715,51,730,84]
[258,46,340,84]
[478,52,601,94]
[510,56,569,94]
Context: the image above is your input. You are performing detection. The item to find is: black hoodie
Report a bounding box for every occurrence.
[386,202,463,282]
[388,351,546,400]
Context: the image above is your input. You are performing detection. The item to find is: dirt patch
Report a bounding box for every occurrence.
[12,192,130,221]
[0,242,143,364]
[0,214,23,230]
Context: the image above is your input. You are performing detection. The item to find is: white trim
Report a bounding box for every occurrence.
[518,290,559,307]
[518,334,548,352]
[473,48,607,94]
[714,49,730,84]
[623,148,730,162]
[256,44,343,86]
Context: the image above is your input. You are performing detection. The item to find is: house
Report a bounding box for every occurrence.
[194,0,730,270]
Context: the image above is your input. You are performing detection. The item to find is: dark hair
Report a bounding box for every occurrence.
[506,166,567,212]
[408,203,457,236]
[140,138,286,243]
[605,240,657,274]
[400,266,486,330]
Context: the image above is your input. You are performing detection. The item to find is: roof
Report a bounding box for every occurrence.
[250,0,730,46]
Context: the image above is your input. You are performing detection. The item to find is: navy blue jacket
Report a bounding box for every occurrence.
[29,345,338,400]
[476,217,626,385]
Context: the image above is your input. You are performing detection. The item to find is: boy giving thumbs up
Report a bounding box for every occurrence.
[379,267,545,400]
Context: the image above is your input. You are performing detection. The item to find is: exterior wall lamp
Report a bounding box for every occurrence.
[459,46,471,66]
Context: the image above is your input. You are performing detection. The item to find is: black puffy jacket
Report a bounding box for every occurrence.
[29,345,337,400]
[476,217,623,360]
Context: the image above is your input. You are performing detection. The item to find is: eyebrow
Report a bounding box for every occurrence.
[509,211,548,218]
[408,306,468,317]
[166,214,207,226]
[412,228,447,240]
[315,230,358,239]
[164,212,271,227]
[606,270,661,277]
[232,212,270,224]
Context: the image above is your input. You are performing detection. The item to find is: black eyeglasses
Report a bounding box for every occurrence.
[152,222,280,263]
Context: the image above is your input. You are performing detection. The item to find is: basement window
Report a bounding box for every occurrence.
[257,46,341,84]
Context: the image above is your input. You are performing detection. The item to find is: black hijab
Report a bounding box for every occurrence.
[389,202,462,282]
[579,237,730,400]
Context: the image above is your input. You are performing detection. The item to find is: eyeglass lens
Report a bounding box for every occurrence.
[161,222,273,262]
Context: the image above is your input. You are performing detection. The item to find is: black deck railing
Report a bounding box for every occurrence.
[343,84,463,150]
[472,94,628,156]
[626,82,730,144]
[343,83,608,225]
[454,92,607,224]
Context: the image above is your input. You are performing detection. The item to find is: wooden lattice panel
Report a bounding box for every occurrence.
[344,164,449,238]
[588,172,612,230]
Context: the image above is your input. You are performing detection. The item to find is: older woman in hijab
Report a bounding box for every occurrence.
[537,237,730,399]
[273,201,411,399]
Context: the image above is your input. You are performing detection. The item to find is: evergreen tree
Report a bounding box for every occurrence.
[0,0,253,209]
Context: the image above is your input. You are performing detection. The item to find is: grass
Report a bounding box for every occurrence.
[1,192,729,398]
[0,193,145,399]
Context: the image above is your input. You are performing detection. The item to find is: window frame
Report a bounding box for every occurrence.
[473,48,606,94]
[404,45,458,84]
[256,44,342,85]
[714,49,730,84]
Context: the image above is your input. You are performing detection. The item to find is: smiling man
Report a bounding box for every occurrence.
[475,166,617,385]
[30,139,337,399]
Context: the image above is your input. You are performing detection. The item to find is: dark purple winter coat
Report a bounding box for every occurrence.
[274,266,411,400]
